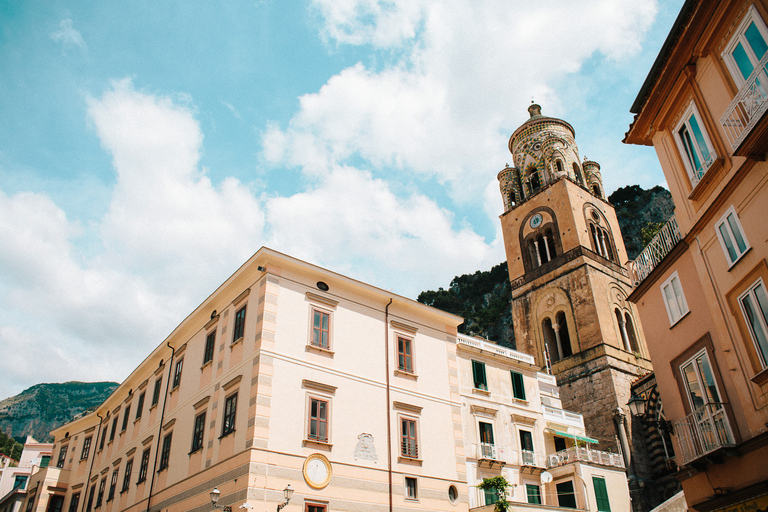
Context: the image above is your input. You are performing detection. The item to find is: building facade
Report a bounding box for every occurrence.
[624,1,768,510]
[0,438,53,512]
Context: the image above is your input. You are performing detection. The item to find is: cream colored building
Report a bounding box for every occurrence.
[0,438,53,512]
[24,248,469,512]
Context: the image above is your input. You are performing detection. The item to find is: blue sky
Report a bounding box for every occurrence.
[0,0,682,398]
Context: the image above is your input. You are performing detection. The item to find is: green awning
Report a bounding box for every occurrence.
[546,428,598,444]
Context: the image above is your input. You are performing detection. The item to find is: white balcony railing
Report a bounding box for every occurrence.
[627,215,682,286]
[457,335,535,364]
[673,403,736,465]
[546,447,625,469]
[519,450,546,468]
[721,51,768,152]
[542,406,585,429]
[480,442,497,460]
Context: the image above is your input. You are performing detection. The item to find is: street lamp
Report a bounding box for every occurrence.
[627,392,647,417]
[210,488,231,512]
[277,485,293,512]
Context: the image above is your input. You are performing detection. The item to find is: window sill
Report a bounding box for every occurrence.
[200,360,213,371]
[687,158,724,201]
[398,456,422,465]
[230,337,243,348]
[472,388,491,396]
[188,447,203,456]
[169,385,179,394]
[149,404,158,411]
[136,479,146,486]
[512,397,528,404]
[157,467,168,474]
[726,247,751,271]
[751,367,768,386]
[306,344,334,357]
[303,439,332,449]
[134,418,141,424]
[394,369,418,380]
[219,430,235,440]
[669,310,691,328]
[120,490,128,495]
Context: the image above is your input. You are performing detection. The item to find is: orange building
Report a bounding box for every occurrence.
[624,1,768,510]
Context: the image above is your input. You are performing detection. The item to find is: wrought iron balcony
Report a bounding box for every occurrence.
[546,447,624,469]
[627,215,682,286]
[721,51,768,153]
[673,403,736,466]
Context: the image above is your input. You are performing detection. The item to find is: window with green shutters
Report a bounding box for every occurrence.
[511,371,526,400]
[526,484,541,504]
[472,360,487,390]
[593,477,611,512]
[556,481,577,509]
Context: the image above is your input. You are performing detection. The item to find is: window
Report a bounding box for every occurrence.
[471,360,487,391]
[158,432,172,471]
[307,397,328,442]
[310,308,330,349]
[13,476,28,490]
[172,359,183,389]
[589,223,614,261]
[109,416,119,442]
[151,379,161,406]
[122,459,133,492]
[554,436,567,452]
[511,371,526,400]
[98,427,107,451]
[448,485,458,504]
[675,102,714,186]
[739,279,768,368]
[681,350,723,411]
[484,487,498,507]
[191,412,206,452]
[661,271,689,326]
[107,470,118,501]
[520,430,535,465]
[137,448,150,483]
[47,496,64,512]
[80,437,92,460]
[526,484,542,505]
[397,336,414,373]
[135,392,145,420]
[716,207,749,266]
[479,421,495,459]
[400,417,418,458]
[203,331,216,364]
[95,479,105,508]
[41,455,51,467]
[26,490,37,512]
[56,445,67,468]
[222,393,237,437]
[593,477,611,512]
[723,5,768,85]
[306,505,326,512]
[556,480,577,509]
[68,494,80,512]
[233,305,247,342]
[121,405,131,432]
[405,477,418,500]
[84,487,94,512]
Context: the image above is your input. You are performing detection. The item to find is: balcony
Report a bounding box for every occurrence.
[627,215,682,286]
[542,406,584,429]
[673,403,736,466]
[457,335,536,364]
[721,51,768,155]
[546,447,625,469]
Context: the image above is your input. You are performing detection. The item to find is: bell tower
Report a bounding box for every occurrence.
[498,104,653,456]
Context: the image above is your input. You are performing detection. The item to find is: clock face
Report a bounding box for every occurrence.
[529,213,543,229]
[303,453,332,489]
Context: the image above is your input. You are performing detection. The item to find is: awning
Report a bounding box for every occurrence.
[546,428,598,444]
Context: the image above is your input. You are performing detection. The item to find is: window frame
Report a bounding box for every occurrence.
[592,476,611,512]
[80,437,92,461]
[722,4,768,87]
[738,278,768,369]
[109,416,119,443]
[135,392,145,421]
[404,476,418,501]
[95,478,105,508]
[471,360,488,391]
[121,459,133,493]
[715,206,750,267]
[679,349,724,412]
[510,371,526,400]
[399,415,420,460]
[191,412,206,453]
[396,335,415,374]
[67,493,80,512]
[221,393,238,438]
[107,469,118,502]
[56,445,67,468]
[673,101,716,186]
[556,480,577,509]
[526,484,542,505]
[309,307,332,350]
[203,330,216,365]
[172,358,183,390]
[121,404,131,432]
[661,271,689,326]
[151,379,162,407]
[137,448,150,484]
[158,432,172,472]
[233,305,247,342]
[306,395,330,444]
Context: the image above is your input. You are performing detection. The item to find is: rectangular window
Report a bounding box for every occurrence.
[191,412,206,452]
[137,448,150,483]
[68,494,80,512]
[203,331,216,364]
[135,392,145,420]
[172,359,183,389]
[84,487,94,512]
[98,428,107,451]
[158,432,172,471]
[520,430,535,465]
[222,394,238,437]
[56,445,67,468]
[724,5,768,85]
[674,102,714,186]
[151,379,162,406]
[681,350,723,411]
[479,421,495,458]
[484,487,498,506]
[80,437,92,460]
[110,416,119,442]
[661,271,689,326]
[556,480,577,509]
[739,279,768,367]
[40,455,50,467]
[233,305,247,341]
[121,405,131,432]
[472,360,487,390]
[397,336,413,373]
[47,496,64,512]
[305,505,326,512]
[716,207,749,266]
[13,475,28,490]
[511,371,526,400]
[107,470,118,501]
[400,417,418,459]
[593,477,611,512]
[526,484,542,505]
[308,397,328,442]
[95,479,105,508]
[405,476,418,500]
[26,490,37,512]
[122,459,133,492]
[310,308,330,349]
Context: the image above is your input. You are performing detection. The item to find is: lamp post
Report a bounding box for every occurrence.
[628,392,647,418]
[277,485,293,512]
[210,488,232,512]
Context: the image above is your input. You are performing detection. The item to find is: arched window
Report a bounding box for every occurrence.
[545,228,557,260]
[615,308,630,351]
[625,312,639,352]
[556,160,564,174]
[592,184,602,198]
[528,228,558,269]
[555,312,573,358]
[530,173,541,193]
[589,223,615,262]
[573,163,584,185]
[542,318,559,363]
[508,192,516,208]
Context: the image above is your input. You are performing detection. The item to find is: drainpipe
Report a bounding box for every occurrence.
[146,342,175,512]
[384,298,393,512]
[79,413,104,512]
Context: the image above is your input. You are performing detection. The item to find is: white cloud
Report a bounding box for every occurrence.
[50,18,87,50]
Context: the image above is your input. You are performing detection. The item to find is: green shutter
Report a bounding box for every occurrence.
[511,371,526,400]
[593,477,611,512]
[472,360,487,390]
[526,484,541,504]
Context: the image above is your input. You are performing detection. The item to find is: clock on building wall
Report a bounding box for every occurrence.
[303,453,332,489]
[529,213,543,229]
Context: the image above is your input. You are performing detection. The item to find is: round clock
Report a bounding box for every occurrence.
[303,453,332,489]
[529,213,543,229]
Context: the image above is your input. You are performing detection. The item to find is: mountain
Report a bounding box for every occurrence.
[417,185,674,346]
[0,382,119,442]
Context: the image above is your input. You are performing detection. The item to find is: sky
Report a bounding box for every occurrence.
[0,0,683,399]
